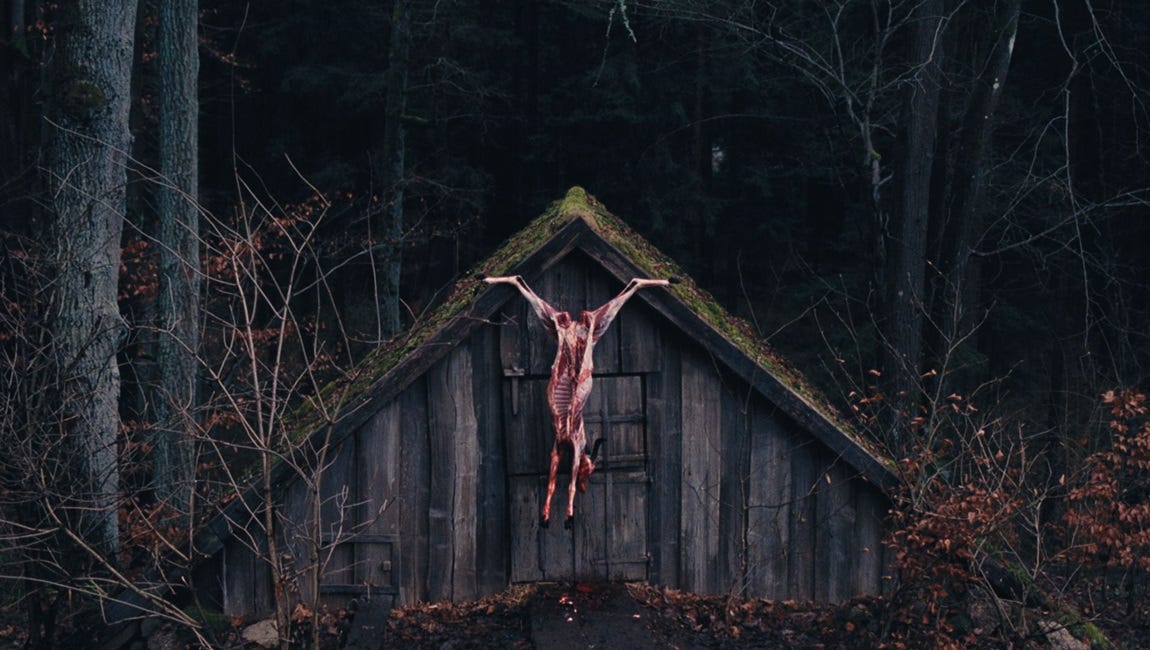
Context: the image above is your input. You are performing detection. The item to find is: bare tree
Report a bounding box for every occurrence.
[0,234,215,649]
[194,177,369,648]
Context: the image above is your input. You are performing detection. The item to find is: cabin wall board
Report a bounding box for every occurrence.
[359,403,400,535]
[472,324,509,596]
[574,475,609,580]
[222,536,268,616]
[507,475,543,582]
[719,383,750,594]
[605,470,650,579]
[320,435,357,588]
[746,400,794,599]
[619,299,662,373]
[647,339,682,587]
[788,439,818,600]
[427,345,479,601]
[279,456,312,603]
[814,458,856,602]
[679,346,722,593]
[854,485,886,596]
[398,378,430,604]
[355,401,401,593]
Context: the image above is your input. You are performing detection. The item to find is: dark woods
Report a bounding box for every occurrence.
[2,0,1150,648]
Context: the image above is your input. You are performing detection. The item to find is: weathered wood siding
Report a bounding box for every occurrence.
[211,250,891,617]
[679,346,722,592]
[654,331,889,601]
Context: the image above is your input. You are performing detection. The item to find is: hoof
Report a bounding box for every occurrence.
[540,516,550,529]
[590,437,606,462]
[564,516,574,530]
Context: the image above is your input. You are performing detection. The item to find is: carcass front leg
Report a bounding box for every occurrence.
[542,444,560,528]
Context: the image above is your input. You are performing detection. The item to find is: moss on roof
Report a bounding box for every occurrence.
[286,187,590,436]
[559,189,877,455]
[288,187,887,470]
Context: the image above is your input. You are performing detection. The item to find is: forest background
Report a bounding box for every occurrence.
[2,0,1150,648]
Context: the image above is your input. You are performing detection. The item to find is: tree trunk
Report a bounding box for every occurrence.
[940,0,1020,362]
[2,0,32,208]
[153,0,199,519]
[884,0,944,449]
[373,0,410,340]
[44,0,139,555]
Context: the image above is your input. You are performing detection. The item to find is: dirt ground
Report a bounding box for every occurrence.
[380,582,885,649]
[376,580,1142,650]
[2,579,1133,648]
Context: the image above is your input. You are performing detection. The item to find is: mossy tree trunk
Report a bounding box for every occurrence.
[44,0,139,556]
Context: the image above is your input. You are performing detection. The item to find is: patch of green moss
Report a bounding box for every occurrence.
[284,188,582,438]
[180,606,234,638]
[65,79,106,112]
[986,554,1112,650]
[1056,607,1112,650]
[573,191,880,457]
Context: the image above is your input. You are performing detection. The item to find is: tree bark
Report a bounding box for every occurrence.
[373,0,410,340]
[884,0,944,449]
[45,0,139,555]
[941,0,1020,352]
[153,0,199,519]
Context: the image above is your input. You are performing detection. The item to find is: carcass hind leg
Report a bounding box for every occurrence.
[564,448,580,530]
[541,444,560,528]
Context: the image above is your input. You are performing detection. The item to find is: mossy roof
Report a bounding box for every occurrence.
[288,186,896,489]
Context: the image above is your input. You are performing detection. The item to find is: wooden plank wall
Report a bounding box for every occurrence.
[427,345,480,602]
[398,378,430,604]
[647,340,682,587]
[667,334,889,602]
[222,535,271,615]
[679,346,722,592]
[719,377,750,595]
[746,399,793,599]
[472,324,509,596]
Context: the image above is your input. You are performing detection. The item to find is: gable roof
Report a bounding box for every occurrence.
[296,186,895,481]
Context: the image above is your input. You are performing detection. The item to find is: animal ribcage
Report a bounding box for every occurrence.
[549,376,576,419]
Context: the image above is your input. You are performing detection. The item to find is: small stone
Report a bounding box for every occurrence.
[1037,620,1088,650]
[241,619,279,649]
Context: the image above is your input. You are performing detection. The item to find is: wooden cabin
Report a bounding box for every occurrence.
[189,187,897,621]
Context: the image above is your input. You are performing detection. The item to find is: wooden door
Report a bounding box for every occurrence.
[505,375,650,582]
